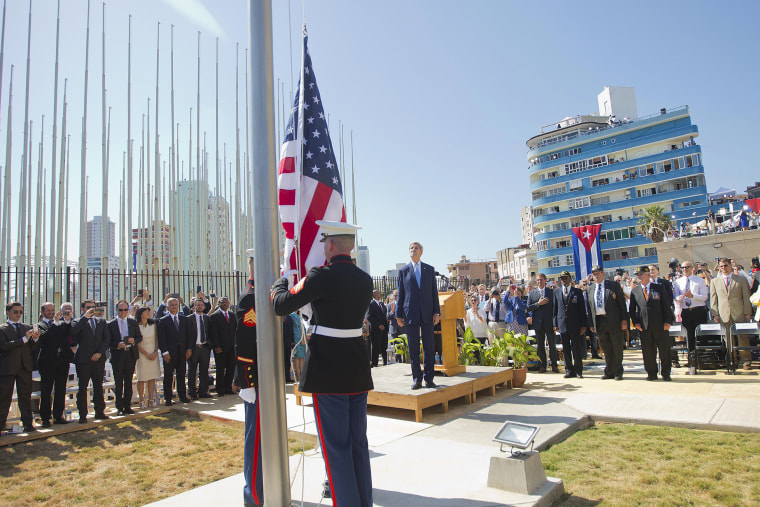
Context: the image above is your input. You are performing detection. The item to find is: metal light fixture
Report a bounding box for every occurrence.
[493,421,540,455]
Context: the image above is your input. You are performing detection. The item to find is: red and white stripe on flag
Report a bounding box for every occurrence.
[571,224,603,280]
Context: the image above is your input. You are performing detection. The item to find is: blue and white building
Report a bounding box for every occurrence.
[527,87,711,279]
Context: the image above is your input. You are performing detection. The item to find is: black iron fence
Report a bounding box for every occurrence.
[371,275,483,297]
[1,266,247,319]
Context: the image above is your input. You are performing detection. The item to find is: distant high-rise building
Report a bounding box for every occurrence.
[356,245,370,274]
[520,206,536,249]
[86,216,116,259]
[132,221,171,270]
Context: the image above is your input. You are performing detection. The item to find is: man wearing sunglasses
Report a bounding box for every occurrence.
[71,300,112,423]
[107,300,143,415]
[0,302,41,433]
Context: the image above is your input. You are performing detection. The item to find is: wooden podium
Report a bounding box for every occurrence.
[434,291,466,376]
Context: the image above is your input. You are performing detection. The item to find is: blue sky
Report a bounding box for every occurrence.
[1,0,758,276]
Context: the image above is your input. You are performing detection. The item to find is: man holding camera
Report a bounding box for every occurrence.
[71,300,112,422]
[36,302,76,426]
[0,302,41,433]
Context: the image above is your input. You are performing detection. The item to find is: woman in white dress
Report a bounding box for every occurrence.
[135,307,161,408]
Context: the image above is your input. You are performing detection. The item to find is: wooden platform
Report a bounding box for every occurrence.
[293,363,513,422]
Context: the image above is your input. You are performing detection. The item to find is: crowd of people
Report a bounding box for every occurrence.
[445,256,760,380]
[0,287,250,434]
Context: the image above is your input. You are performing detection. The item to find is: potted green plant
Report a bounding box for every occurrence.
[459,327,484,366]
[389,334,410,363]
[504,330,540,387]
[483,329,511,367]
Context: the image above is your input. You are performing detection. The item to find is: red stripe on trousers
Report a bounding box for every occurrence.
[313,394,337,506]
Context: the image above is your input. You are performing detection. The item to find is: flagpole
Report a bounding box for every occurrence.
[154,21,160,271]
[101,2,108,287]
[127,14,132,276]
[55,79,67,295]
[79,0,91,273]
[48,0,61,273]
[170,24,176,271]
[214,37,220,274]
[1,64,12,274]
[248,1,290,504]
[235,41,241,273]
[19,0,33,273]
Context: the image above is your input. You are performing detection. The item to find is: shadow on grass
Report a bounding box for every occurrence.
[556,492,602,506]
[0,412,198,475]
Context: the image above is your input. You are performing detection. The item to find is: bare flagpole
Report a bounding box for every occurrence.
[248,1,290,503]
[154,21,160,270]
[214,37,220,273]
[55,79,67,297]
[127,14,132,275]
[79,0,91,273]
[19,0,33,272]
[1,65,12,273]
[101,2,108,283]
[170,24,176,270]
[234,42,242,272]
[49,0,61,272]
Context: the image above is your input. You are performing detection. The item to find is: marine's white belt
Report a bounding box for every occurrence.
[313,325,362,338]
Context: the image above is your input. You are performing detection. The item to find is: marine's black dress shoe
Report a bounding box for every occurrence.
[662,376,672,381]
[564,372,577,379]
[425,381,438,388]
[411,382,422,390]
[646,375,657,381]
[601,374,614,380]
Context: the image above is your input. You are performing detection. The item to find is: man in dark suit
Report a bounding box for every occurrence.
[36,302,75,426]
[386,289,403,339]
[0,302,40,432]
[553,271,588,378]
[157,297,193,405]
[107,300,142,415]
[187,298,212,399]
[367,290,389,367]
[629,266,674,380]
[209,296,237,396]
[70,299,112,423]
[396,241,441,389]
[586,266,629,380]
[526,273,559,373]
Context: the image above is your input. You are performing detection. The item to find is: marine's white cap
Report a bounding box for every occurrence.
[316,220,361,242]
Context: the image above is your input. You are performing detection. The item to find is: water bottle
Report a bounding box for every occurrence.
[66,408,72,421]
[435,352,441,365]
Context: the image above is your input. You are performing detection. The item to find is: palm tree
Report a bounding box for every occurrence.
[637,205,672,243]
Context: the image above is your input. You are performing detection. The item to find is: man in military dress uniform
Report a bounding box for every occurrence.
[235,253,263,506]
[271,220,374,507]
[629,266,674,380]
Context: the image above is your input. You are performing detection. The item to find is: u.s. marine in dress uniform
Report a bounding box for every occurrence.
[271,220,374,507]
[235,254,262,506]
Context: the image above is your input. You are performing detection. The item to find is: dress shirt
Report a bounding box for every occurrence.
[594,283,606,315]
[673,275,708,308]
[194,312,206,345]
[412,261,421,287]
[118,317,128,339]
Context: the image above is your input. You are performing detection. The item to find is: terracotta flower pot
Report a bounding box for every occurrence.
[512,366,527,388]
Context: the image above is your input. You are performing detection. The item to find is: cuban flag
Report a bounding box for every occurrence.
[571,224,603,280]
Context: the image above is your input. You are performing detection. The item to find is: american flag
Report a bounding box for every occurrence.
[277,35,346,279]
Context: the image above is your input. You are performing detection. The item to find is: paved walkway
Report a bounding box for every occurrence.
[148,351,760,506]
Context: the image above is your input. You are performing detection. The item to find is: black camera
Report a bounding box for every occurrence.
[668,258,680,273]
[615,268,625,276]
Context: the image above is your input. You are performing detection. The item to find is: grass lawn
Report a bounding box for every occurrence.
[0,412,310,506]
[542,422,760,506]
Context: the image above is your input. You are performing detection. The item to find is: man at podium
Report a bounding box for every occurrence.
[396,241,441,390]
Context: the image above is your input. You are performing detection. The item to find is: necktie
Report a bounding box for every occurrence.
[596,283,604,309]
[414,264,421,287]
[200,317,206,344]
[725,276,730,291]
[643,285,649,301]
[174,315,179,330]
[224,311,229,323]
[563,286,568,299]
[684,278,691,307]
[90,318,96,332]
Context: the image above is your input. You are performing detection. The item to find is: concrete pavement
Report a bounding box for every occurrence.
[148,350,760,506]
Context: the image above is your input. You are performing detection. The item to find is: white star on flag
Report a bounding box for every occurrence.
[582,231,591,239]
